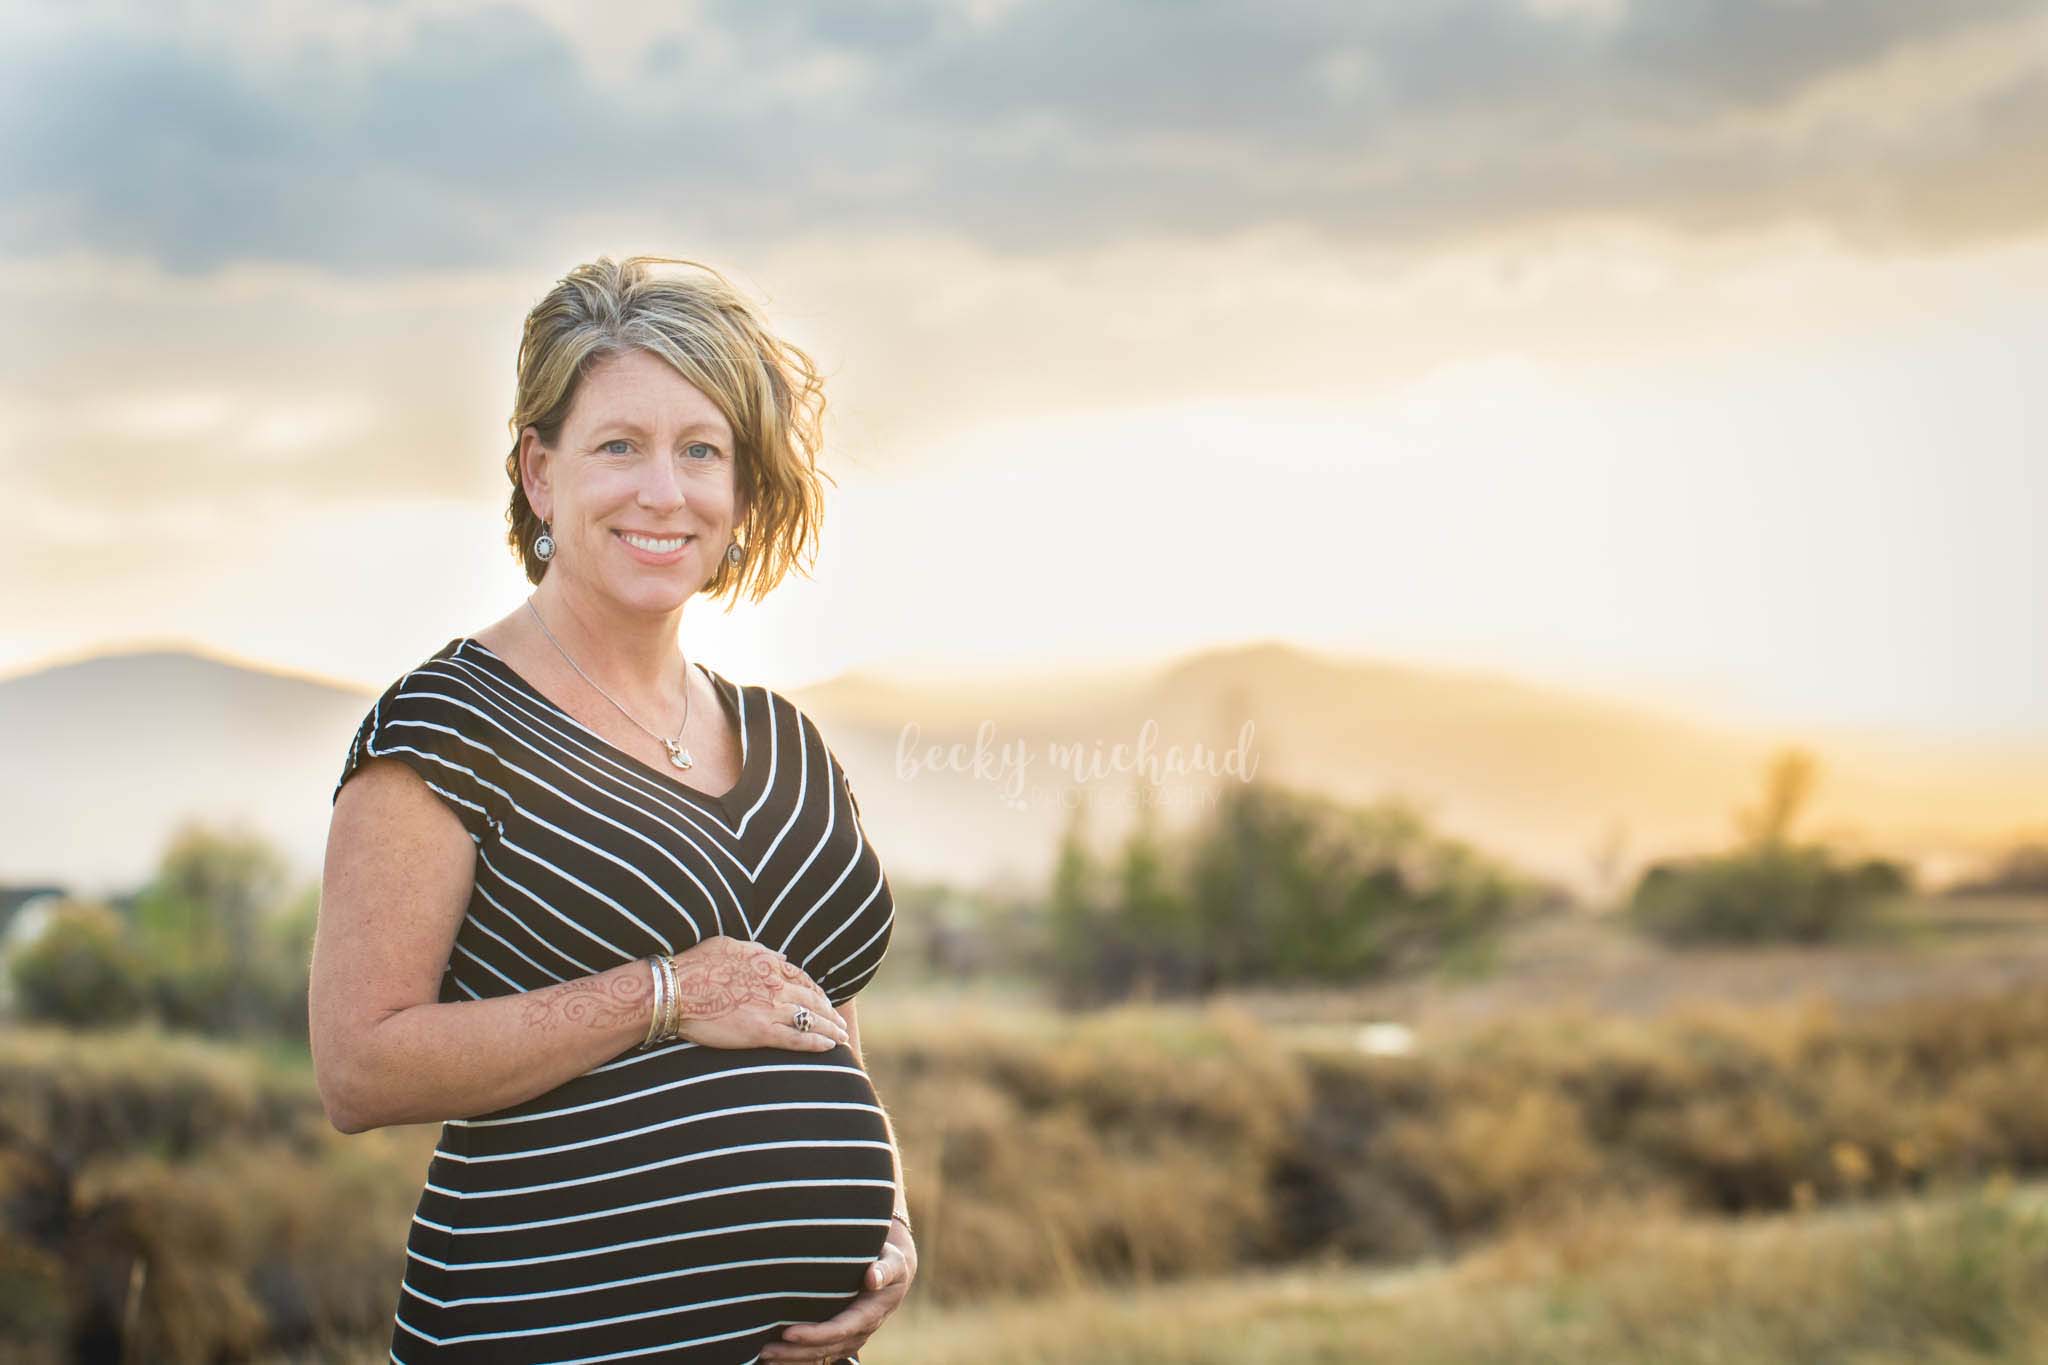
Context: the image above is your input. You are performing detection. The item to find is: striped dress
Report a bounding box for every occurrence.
[331,636,897,1365]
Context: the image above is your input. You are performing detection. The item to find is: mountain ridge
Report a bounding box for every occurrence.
[2,639,2039,901]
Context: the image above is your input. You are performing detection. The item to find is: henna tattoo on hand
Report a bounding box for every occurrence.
[518,969,652,1034]
[669,938,804,1023]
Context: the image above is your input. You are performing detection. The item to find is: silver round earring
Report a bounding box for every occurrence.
[725,541,742,565]
[534,521,555,562]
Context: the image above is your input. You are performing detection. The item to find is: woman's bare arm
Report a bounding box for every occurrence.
[311,756,664,1132]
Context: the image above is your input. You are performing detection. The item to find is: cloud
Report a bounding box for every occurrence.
[1,0,2043,273]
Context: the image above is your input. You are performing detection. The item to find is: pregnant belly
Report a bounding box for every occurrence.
[399,1039,895,1361]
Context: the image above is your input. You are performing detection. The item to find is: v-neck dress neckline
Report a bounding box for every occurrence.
[457,636,762,819]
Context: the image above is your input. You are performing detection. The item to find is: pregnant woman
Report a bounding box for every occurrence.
[311,255,914,1364]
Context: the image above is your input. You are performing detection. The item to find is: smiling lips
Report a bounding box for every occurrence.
[614,529,695,561]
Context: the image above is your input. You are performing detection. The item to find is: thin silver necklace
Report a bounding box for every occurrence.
[524,598,697,772]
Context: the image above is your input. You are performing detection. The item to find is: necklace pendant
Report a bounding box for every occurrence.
[662,738,695,771]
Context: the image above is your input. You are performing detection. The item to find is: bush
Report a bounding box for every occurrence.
[1625,747,1914,946]
[132,823,300,1039]
[1627,843,1911,946]
[8,902,149,1029]
[1051,781,1533,1004]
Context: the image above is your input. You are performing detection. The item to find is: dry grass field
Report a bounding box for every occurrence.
[856,1176,2048,1364]
[1209,891,2048,1042]
[6,889,2045,1361]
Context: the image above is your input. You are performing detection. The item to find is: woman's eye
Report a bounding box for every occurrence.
[685,442,718,460]
[602,439,632,455]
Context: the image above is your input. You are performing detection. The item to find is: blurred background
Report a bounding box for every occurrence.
[3,1,2045,1360]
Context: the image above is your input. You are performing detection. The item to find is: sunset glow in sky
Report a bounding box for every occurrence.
[4,1,2043,742]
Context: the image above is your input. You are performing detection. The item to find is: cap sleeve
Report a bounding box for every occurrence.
[333,670,513,847]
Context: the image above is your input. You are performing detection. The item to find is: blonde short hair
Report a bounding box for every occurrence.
[504,254,831,604]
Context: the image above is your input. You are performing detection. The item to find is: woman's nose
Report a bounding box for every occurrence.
[640,455,686,506]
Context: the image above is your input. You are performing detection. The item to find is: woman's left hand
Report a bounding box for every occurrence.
[760,1219,917,1363]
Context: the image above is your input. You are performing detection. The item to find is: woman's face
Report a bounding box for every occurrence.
[521,347,746,614]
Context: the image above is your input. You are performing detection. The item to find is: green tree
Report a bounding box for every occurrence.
[132,822,296,1035]
[1172,781,1519,994]
[1047,797,1114,1003]
[9,901,148,1028]
[1114,792,1196,998]
[1186,782,1329,985]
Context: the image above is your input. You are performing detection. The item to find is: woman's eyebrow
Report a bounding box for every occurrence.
[593,419,729,441]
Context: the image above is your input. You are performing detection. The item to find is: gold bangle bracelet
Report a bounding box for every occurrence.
[638,955,665,1050]
[658,952,681,1042]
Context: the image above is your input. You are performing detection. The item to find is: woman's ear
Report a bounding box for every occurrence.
[519,426,552,520]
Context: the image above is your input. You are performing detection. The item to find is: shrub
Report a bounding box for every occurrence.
[1625,748,1913,946]
[9,902,149,1029]
[1052,780,1533,1003]
[1627,843,1911,946]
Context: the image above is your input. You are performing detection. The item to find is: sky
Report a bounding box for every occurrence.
[3,0,2044,743]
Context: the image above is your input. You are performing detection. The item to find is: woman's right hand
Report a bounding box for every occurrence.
[667,935,850,1052]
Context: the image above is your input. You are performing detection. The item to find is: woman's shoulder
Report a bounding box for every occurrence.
[356,638,492,727]
[332,637,512,845]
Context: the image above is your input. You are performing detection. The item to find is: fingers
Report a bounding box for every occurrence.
[760,1344,858,1365]
[764,950,847,1031]
[808,987,848,1034]
[790,974,842,1026]
[867,1244,906,1289]
[773,951,828,998]
[760,1262,905,1360]
[765,1304,878,1361]
[780,1014,849,1050]
[764,1344,860,1364]
[761,956,847,1049]
[758,1334,839,1362]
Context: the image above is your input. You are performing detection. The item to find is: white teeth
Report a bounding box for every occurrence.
[620,533,689,552]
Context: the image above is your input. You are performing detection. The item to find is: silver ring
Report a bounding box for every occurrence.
[792,1006,812,1033]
